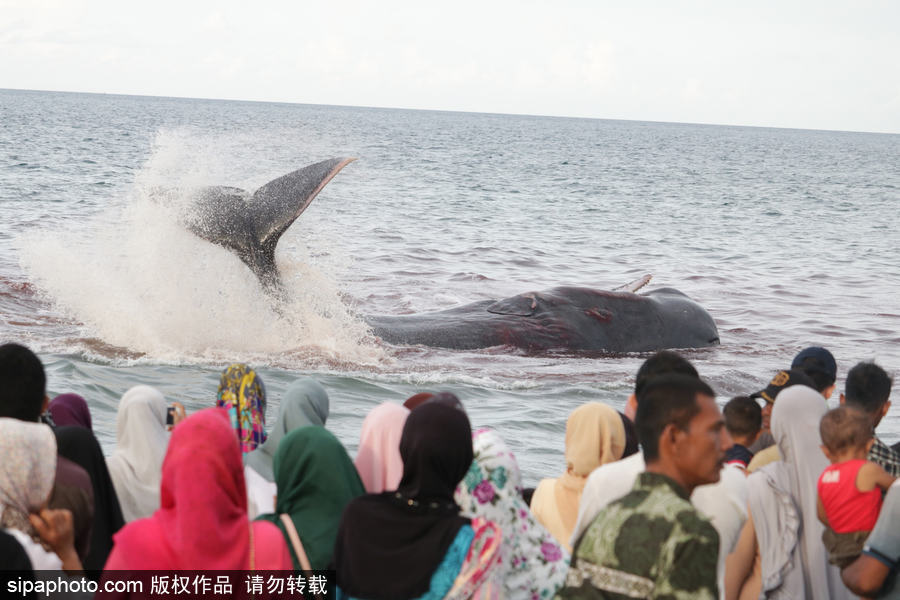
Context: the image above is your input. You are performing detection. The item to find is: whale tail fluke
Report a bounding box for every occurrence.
[185,158,356,294]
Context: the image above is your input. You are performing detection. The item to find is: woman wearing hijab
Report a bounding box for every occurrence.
[455,428,569,599]
[102,408,292,573]
[333,400,502,600]
[354,402,409,493]
[216,363,267,453]
[106,385,170,523]
[726,385,853,599]
[256,426,364,570]
[529,402,626,552]
[0,418,83,573]
[244,378,329,517]
[55,425,126,574]
[48,393,93,430]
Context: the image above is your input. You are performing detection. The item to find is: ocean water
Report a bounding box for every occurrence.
[1,88,899,484]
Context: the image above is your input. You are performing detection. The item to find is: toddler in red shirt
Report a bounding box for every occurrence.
[817,406,896,566]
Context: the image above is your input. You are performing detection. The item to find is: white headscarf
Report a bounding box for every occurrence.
[0,419,57,547]
[107,385,170,522]
[747,385,852,599]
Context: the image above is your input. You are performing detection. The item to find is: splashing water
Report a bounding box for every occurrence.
[19,129,383,367]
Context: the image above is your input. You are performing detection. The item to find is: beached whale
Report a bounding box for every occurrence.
[365,276,720,352]
[182,158,720,352]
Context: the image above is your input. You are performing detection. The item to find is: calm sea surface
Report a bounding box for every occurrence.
[1,88,899,484]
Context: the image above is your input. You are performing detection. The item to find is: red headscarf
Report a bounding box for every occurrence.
[103,408,290,570]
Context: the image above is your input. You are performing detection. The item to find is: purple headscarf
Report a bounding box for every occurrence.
[49,394,93,430]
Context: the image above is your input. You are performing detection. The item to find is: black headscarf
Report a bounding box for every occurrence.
[54,426,125,577]
[333,402,474,600]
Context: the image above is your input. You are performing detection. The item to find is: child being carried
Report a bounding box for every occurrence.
[817,406,896,567]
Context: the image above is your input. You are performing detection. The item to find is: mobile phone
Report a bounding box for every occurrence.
[166,405,175,426]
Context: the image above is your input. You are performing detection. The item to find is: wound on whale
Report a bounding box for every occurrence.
[180,157,720,353]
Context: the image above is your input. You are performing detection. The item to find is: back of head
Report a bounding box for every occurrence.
[216,363,267,452]
[791,346,837,393]
[0,418,57,522]
[565,402,625,476]
[634,350,699,397]
[770,385,827,462]
[819,406,872,456]
[398,401,472,502]
[636,373,715,463]
[0,343,46,422]
[158,408,250,567]
[723,396,762,438]
[844,362,892,414]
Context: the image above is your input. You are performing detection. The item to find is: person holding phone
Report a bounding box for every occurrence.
[107,386,182,522]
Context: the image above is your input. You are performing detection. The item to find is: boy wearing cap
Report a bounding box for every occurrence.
[840,362,900,477]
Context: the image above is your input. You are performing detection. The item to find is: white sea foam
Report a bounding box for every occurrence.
[19,129,383,366]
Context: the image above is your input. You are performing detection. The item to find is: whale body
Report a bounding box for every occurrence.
[182,158,720,353]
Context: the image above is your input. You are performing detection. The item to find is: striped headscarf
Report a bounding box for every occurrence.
[216,364,267,453]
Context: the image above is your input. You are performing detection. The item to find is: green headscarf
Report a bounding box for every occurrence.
[244,378,330,482]
[256,425,364,570]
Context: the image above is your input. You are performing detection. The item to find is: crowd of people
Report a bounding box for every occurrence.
[1,340,898,599]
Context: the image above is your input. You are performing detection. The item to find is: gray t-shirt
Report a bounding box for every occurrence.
[863,482,900,598]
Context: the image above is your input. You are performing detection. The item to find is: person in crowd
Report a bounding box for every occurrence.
[748,346,836,456]
[722,396,762,470]
[244,378,330,517]
[841,482,900,598]
[571,351,700,543]
[56,425,125,574]
[0,418,83,573]
[817,406,895,566]
[216,363,267,452]
[841,362,900,476]
[354,402,410,493]
[106,386,173,523]
[573,354,746,598]
[727,385,853,599]
[531,401,625,552]
[257,426,365,570]
[48,393,93,430]
[618,411,640,458]
[455,428,569,598]
[333,400,502,599]
[746,368,817,471]
[0,342,95,563]
[102,408,292,574]
[557,374,727,599]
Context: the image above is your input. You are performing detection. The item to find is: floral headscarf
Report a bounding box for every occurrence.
[454,428,569,599]
[216,364,267,453]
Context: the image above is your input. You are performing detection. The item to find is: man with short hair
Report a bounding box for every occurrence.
[792,345,838,399]
[572,351,700,543]
[841,362,900,477]
[557,374,728,599]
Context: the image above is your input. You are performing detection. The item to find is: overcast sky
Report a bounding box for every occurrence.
[2,0,898,133]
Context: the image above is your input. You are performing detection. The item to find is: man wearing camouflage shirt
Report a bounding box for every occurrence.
[556,374,730,599]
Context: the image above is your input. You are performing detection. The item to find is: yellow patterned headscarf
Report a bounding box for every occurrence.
[216,364,267,453]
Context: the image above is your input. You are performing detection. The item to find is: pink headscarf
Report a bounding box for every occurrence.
[103,408,290,570]
[354,403,410,493]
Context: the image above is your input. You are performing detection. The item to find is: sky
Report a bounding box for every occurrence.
[2,0,899,134]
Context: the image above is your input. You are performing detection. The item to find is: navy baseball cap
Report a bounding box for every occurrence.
[791,346,837,381]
